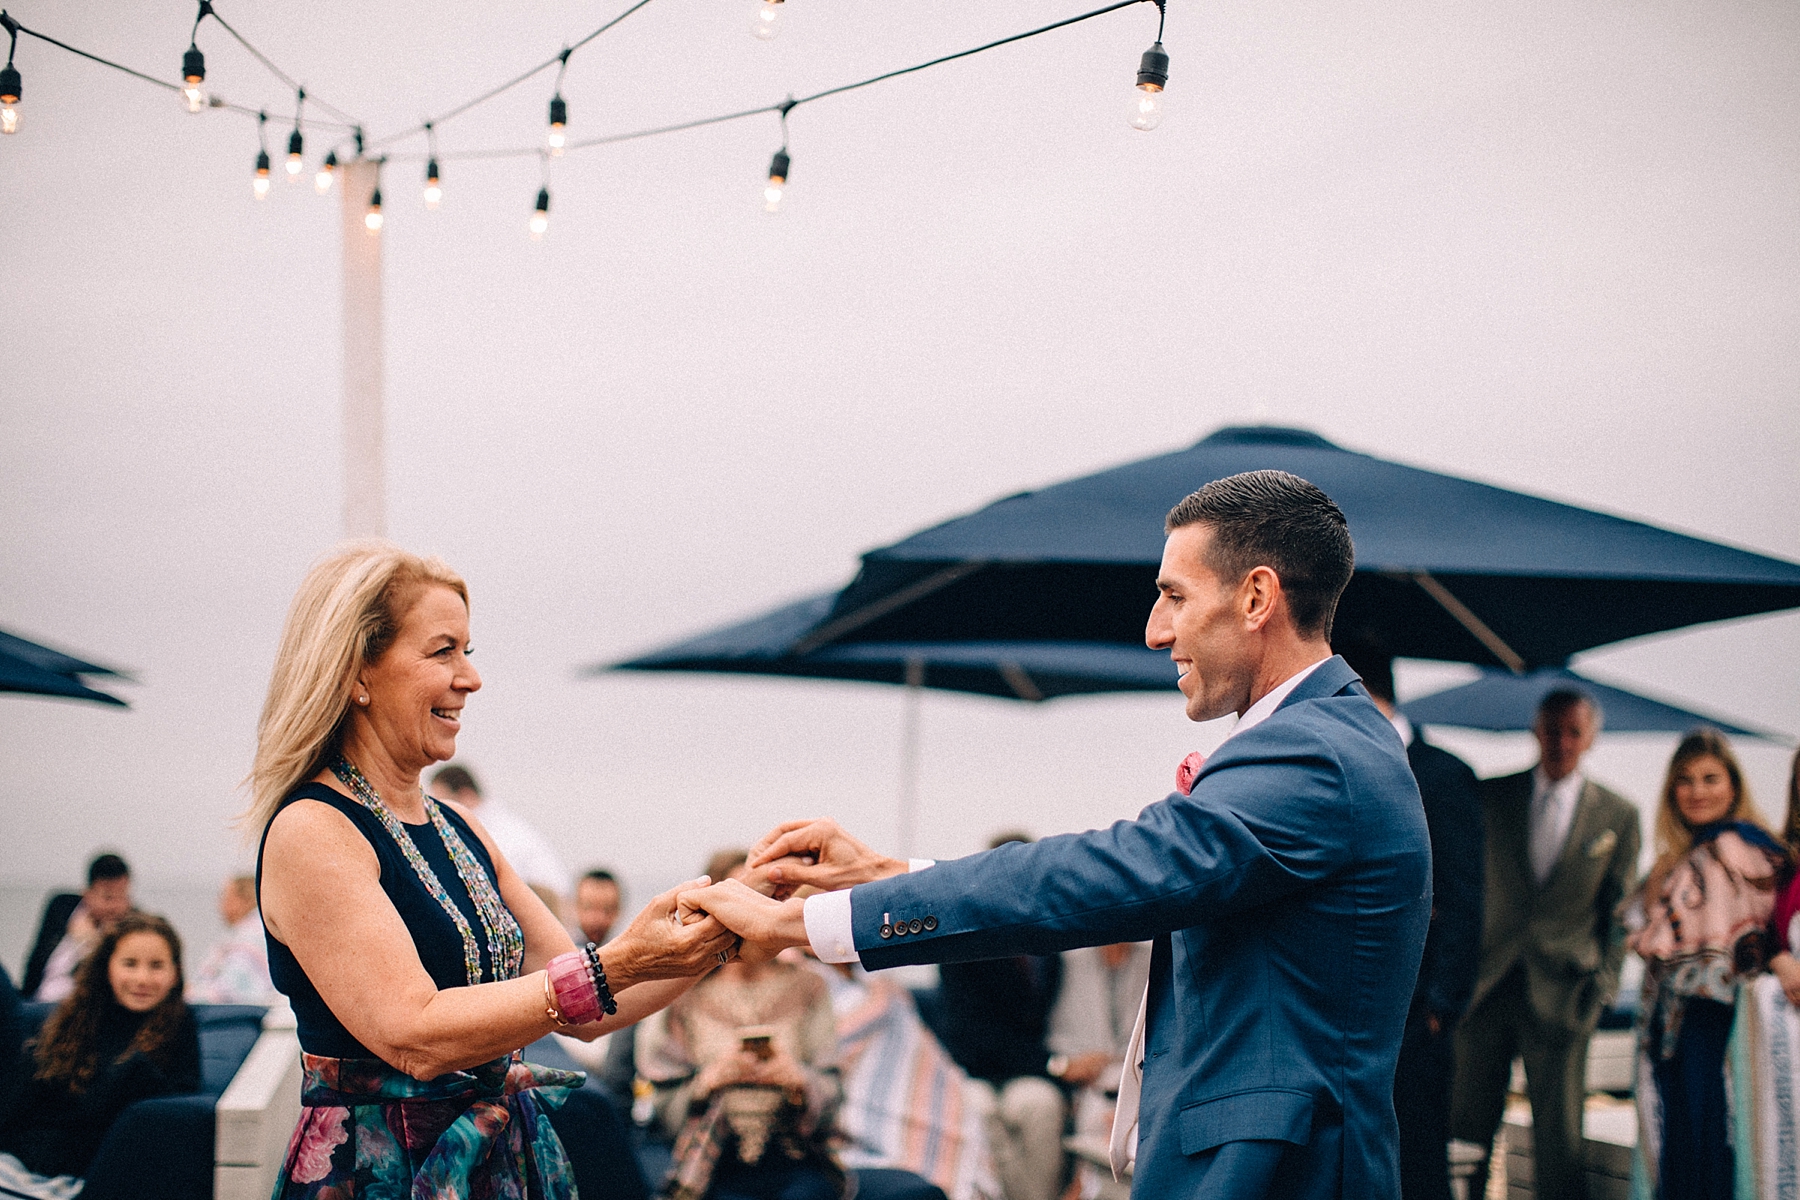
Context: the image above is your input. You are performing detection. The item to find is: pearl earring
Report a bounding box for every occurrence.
[358,695,368,705]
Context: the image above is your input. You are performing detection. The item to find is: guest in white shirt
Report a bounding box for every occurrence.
[188,875,276,1004]
[1450,690,1641,1200]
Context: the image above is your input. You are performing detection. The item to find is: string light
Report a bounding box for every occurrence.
[751,0,783,42]
[252,111,271,199]
[763,98,794,213]
[315,149,337,193]
[285,88,305,179]
[546,48,570,156]
[0,13,20,136]
[365,179,384,233]
[181,1,209,113]
[530,186,550,239]
[424,160,442,209]
[1128,1,1167,132]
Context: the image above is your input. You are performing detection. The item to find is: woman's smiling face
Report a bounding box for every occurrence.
[109,930,178,1013]
[357,584,481,774]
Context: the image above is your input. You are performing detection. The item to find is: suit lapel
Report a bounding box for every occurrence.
[1542,779,1603,892]
[1491,772,1534,894]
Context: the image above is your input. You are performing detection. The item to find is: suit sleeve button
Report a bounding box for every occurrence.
[922,916,938,932]
[908,918,923,934]
[879,924,893,939]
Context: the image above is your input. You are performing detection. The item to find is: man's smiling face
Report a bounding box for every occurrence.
[1145,523,1259,723]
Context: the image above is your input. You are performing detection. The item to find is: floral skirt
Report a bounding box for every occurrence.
[271,1053,583,1200]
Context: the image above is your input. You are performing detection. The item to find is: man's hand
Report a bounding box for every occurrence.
[677,878,810,961]
[747,818,908,894]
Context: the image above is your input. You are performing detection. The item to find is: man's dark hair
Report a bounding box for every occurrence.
[86,853,129,885]
[1165,470,1355,639]
[430,764,481,797]
[581,869,618,887]
[1333,637,1395,705]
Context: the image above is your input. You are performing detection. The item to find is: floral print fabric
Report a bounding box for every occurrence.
[271,1052,582,1200]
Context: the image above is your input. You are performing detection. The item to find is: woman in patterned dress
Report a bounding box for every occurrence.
[250,542,737,1199]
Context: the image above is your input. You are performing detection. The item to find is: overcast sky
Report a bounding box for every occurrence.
[2,0,1797,911]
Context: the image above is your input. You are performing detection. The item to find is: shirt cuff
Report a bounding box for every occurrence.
[803,890,860,964]
[802,859,935,964]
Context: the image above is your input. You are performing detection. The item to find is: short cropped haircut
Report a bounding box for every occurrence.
[431,765,481,797]
[87,853,130,885]
[581,869,618,887]
[1536,687,1604,732]
[1165,470,1355,639]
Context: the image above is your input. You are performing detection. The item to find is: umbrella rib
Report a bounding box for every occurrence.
[792,562,989,654]
[1405,571,1528,674]
[997,661,1045,703]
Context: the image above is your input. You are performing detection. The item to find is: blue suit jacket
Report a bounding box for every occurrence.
[851,657,1431,1199]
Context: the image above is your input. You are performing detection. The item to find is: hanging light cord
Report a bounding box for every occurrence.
[402,0,1151,164]
[197,1,363,127]
[1,10,358,129]
[367,0,656,151]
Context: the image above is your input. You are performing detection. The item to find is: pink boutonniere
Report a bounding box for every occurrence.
[1176,752,1206,796]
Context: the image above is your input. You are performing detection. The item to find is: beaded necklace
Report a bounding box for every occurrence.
[332,756,525,985]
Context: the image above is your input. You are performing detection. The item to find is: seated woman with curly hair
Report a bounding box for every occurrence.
[0,913,201,1184]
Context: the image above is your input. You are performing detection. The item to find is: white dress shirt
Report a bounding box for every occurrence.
[1528,766,1585,885]
[462,799,572,897]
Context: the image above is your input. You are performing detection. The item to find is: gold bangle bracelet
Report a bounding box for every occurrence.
[543,971,569,1026]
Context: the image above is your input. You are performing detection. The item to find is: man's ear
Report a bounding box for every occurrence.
[1240,565,1283,633]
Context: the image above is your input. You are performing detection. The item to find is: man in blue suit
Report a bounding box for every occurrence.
[684,470,1432,1199]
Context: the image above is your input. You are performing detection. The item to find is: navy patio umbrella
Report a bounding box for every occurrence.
[0,629,129,707]
[608,592,1178,702]
[795,425,1800,672]
[1401,667,1787,741]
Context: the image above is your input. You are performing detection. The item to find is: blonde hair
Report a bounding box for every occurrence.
[1652,727,1764,861]
[244,541,467,833]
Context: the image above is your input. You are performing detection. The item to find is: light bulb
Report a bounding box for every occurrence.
[286,129,304,180]
[0,65,19,135]
[547,95,567,156]
[253,149,271,200]
[530,187,550,240]
[365,188,383,233]
[764,148,789,213]
[751,0,783,41]
[315,151,337,194]
[181,45,207,114]
[1128,85,1164,131]
[424,159,442,211]
[1128,42,1168,132]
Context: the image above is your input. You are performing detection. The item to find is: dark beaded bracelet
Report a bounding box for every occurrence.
[584,941,618,1016]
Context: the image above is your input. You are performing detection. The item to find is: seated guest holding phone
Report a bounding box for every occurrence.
[250,542,735,1199]
[0,914,201,1188]
[637,850,847,1200]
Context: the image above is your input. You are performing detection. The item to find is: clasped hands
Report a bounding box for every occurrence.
[676,818,909,963]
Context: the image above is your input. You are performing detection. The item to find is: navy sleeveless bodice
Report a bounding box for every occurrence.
[256,781,507,1058]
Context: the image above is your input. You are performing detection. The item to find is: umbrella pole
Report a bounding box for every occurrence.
[897,656,924,859]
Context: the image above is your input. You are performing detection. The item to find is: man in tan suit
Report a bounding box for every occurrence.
[1451,689,1640,1200]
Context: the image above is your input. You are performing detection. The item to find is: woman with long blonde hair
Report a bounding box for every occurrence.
[1627,729,1787,1199]
[251,543,736,1200]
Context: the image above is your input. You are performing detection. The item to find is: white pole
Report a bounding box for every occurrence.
[897,656,924,859]
[340,159,386,539]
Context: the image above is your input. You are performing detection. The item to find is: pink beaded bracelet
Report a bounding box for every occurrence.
[546,950,602,1026]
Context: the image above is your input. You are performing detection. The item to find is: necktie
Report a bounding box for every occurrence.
[1111,755,1205,1178]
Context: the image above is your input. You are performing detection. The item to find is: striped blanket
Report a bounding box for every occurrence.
[1633,977,1800,1200]
[827,972,999,1200]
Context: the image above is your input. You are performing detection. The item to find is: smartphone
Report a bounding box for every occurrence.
[739,1027,775,1061]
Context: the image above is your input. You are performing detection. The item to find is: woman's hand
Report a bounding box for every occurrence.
[676,879,809,962]
[601,879,741,992]
[1772,952,1800,1006]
